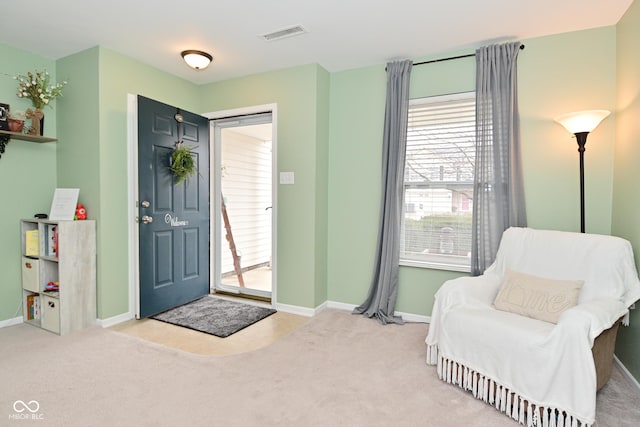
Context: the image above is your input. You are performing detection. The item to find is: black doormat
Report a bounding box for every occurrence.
[151,296,276,338]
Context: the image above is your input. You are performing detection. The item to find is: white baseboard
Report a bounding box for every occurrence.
[325,301,431,323]
[97,311,135,328]
[326,301,356,312]
[91,299,431,326]
[0,316,23,328]
[3,301,431,328]
[314,301,329,314]
[614,355,640,391]
[275,302,317,317]
[400,311,431,324]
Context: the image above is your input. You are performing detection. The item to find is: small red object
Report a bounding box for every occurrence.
[52,225,58,257]
[75,204,87,220]
[45,281,59,291]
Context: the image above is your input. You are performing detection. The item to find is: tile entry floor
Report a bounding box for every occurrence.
[110,294,308,356]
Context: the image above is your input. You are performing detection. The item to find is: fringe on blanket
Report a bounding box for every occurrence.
[425,345,592,427]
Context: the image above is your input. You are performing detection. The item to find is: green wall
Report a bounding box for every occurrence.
[0,46,331,321]
[57,47,201,318]
[326,61,474,314]
[0,43,58,324]
[0,27,620,322]
[199,64,330,308]
[97,48,201,318]
[56,48,101,235]
[327,64,386,306]
[327,27,617,315]
[314,68,330,306]
[519,28,617,234]
[613,0,640,382]
[0,14,638,383]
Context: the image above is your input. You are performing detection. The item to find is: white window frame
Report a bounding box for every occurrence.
[400,92,475,273]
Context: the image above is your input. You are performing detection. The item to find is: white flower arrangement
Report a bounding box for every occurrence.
[14,70,67,110]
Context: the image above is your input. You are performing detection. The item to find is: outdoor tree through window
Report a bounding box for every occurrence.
[400,92,475,271]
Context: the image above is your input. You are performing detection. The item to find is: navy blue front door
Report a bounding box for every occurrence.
[137,96,210,318]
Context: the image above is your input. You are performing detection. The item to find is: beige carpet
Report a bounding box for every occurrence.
[1,309,638,426]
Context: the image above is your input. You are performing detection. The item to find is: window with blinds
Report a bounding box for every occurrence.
[400,92,475,271]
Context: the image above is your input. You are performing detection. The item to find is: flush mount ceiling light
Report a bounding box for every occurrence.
[181,50,213,70]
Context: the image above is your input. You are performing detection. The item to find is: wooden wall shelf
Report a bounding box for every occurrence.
[0,130,57,143]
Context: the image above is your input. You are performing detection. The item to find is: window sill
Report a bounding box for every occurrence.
[400,259,471,273]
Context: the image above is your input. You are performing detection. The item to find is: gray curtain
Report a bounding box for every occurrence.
[471,42,527,276]
[353,60,412,324]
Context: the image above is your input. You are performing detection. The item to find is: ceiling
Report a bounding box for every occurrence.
[1,1,633,85]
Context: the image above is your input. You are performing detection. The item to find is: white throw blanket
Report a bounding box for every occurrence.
[425,227,640,426]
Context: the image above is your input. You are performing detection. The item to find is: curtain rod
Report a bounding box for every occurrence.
[413,44,525,67]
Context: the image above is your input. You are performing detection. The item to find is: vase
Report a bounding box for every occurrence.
[26,108,44,136]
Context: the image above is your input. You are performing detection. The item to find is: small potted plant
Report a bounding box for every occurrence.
[8,111,25,133]
[14,69,67,135]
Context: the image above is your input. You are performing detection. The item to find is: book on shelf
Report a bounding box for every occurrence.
[26,294,34,320]
[25,230,39,256]
[46,224,58,257]
[34,296,40,320]
[26,294,40,320]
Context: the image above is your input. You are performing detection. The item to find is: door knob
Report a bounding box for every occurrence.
[140,200,150,208]
[141,215,153,224]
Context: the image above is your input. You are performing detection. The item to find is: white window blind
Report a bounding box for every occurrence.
[400,92,475,271]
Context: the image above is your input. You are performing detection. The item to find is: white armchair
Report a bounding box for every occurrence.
[425,227,640,427]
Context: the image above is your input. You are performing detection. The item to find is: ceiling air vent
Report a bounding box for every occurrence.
[260,25,308,42]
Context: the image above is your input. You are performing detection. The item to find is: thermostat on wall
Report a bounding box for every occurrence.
[280,172,294,185]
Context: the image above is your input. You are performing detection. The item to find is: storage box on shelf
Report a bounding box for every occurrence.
[20,219,96,335]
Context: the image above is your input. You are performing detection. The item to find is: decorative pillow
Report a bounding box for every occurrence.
[493,270,584,324]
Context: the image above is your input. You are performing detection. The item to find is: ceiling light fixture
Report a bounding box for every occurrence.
[181,50,213,70]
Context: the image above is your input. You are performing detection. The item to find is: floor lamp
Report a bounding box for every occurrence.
[554,110,610,233]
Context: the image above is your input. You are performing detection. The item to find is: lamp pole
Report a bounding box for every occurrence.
[575,132,589,233]
[554,110,610,235]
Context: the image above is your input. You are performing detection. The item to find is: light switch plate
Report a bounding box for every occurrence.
[280,172,295,185]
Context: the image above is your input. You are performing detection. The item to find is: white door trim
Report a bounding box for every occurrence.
[126,94,141,319]
[126,101,278,320]
[203,103,278,308]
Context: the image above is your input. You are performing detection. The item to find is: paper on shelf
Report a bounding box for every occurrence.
[49,188,80,220]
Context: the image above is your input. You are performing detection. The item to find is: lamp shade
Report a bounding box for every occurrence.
[181,50,213,70]
[554,110,610,134]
